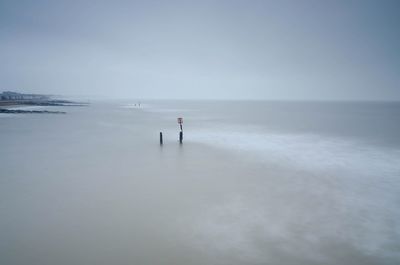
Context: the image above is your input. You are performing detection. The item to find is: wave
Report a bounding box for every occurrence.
[189,126,400,179]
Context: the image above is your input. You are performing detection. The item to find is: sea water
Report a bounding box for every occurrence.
[1,100,399,265]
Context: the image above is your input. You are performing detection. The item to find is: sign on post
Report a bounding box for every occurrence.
[177,117,183,133]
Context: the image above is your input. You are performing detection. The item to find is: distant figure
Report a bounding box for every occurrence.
[138,102,141,107]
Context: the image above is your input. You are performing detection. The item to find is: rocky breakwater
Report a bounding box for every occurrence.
[0,108,66,114]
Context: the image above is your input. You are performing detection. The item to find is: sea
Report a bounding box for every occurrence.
[1,100,399,265]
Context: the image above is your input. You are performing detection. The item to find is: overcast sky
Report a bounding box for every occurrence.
[0,0,399,100]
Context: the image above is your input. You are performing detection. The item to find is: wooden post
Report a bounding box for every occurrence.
[160,132,163,145]
[178,117,183,144]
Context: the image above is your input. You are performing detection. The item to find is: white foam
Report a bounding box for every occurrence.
[186,126,400,260]
[189,126,400,178]
[121,104,149,109]
[121,103,191,112]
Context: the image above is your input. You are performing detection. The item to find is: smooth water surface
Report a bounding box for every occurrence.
[1,100,400,265]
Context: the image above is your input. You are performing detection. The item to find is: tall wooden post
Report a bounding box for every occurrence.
[178,117,183,144]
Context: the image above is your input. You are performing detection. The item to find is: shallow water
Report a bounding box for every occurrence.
[1,100,399,265]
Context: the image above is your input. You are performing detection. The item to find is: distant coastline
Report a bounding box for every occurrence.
[0,91,88,114]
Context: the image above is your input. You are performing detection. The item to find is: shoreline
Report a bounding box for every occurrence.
[0,99,88,107]
[0,108,66,114]
[0,98,88,114]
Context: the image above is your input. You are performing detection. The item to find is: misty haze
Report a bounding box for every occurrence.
[1,1,400,265]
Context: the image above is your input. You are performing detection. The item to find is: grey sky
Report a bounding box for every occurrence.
[0,0,399,100]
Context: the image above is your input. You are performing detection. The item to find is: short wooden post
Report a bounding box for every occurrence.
[160,132,163,145]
